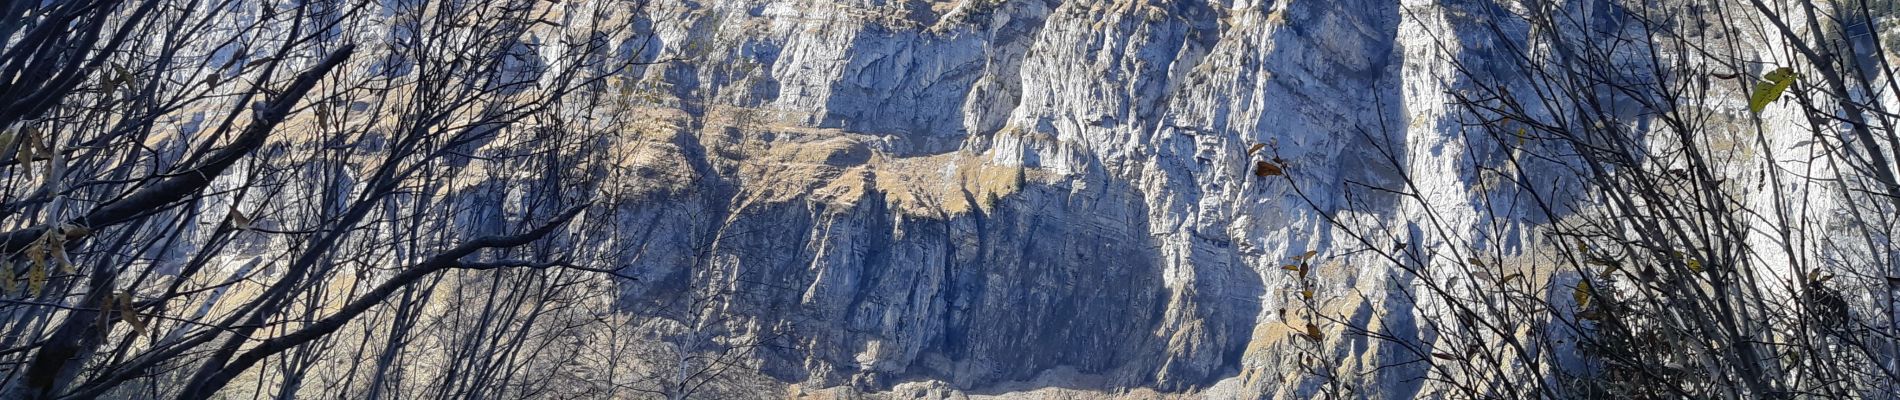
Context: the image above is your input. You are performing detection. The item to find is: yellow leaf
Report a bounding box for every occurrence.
[13,128,35,164]
[27,263,45,297]
[229,207,252,231]
[52,246,73,274]
[1291,250,1318,261]
[1749,67,1798,115]
[24,240,46,268]
[1601,264,1622,277]
[0,265,14,296]
[38,225,61,242]
[1585,255,1621,276]
[1808,270,1833,283]
[117,292,145,334]
[1686,258,1703,273]
[1574,280,1593,309]
[1281,264,1302,272]
[94,294,112,332]
[31,134,49,157]
[1300,289,1314,299]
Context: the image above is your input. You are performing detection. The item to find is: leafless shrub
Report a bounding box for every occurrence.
[1282,1,1900,398]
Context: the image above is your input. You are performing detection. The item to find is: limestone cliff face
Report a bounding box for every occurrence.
[604,0,1495,397]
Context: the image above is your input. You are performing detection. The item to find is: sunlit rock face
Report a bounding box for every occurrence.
[603,0,1504,397]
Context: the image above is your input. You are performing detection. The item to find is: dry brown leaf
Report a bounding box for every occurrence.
[1254,161,1283,177]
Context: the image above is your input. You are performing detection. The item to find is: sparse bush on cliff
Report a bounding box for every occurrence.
[0,1,658,398]
[1285,1,1900,398]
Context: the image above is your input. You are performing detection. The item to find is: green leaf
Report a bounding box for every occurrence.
[1749,67,1797,115]
[112,63,132,84]
[1574,280,1593,309]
